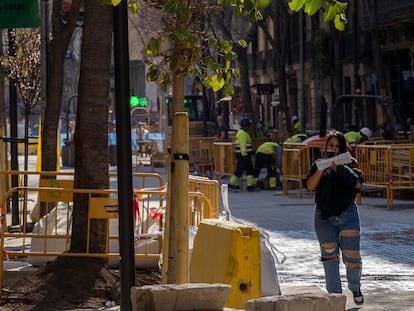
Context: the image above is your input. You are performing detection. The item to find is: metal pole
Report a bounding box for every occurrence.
[113,2,135,310]
[352,0,361,127]
[8,29,19,228]
[299,11,306,130]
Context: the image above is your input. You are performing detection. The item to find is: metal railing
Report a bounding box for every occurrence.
[355,144,414,209]
[0,170,221,290]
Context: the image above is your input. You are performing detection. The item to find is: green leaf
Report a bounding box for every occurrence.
[146,38,161,56]
[324,3,337,22]
[220,39,233,54]
[224,84,235,97]
[245,0,254,12]
[163,0,178,13]
[205,58,220,71]
[128,1,139,14]
[208,38,218,46]
[146,65,159,82]
[288,0,305,12]
[111,0,122,5]
[170,57,178,72]
[210,74,225,92]
[336,1,348,13]
[257,0,270,9]
[232,68,240,78]
[174,27,191,41]
[304,0,321,16]
[238,39,248,48]
[188,35,198,46]
[334,14,346,31]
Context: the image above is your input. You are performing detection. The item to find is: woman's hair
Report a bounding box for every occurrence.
[325,130,348,153]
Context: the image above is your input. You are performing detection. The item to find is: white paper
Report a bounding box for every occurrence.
[316,152,352,171]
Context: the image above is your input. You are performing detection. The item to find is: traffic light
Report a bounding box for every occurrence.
[256,84,275,95]
[130,96,147,108]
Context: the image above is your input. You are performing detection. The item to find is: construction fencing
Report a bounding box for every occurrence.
[281,142,323,196]
[0,170,221,290]
[355,144,414,209]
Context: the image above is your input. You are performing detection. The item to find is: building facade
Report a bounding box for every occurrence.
[247,0,414,137]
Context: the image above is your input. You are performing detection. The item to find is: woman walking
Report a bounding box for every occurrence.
[306,130,364,304]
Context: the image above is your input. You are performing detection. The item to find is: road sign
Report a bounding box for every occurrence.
[0,0,40,28]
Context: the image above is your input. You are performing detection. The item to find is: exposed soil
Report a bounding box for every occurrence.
[0,257,160,311]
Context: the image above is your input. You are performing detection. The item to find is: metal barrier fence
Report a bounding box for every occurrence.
[189,137,215,178]
[281,142,323,196]
[213,142,236,179]
[0,170,221,288]
[189,175,220,219]
[355,144,414,209]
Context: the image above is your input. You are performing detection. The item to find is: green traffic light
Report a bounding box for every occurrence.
[130,96,147,108]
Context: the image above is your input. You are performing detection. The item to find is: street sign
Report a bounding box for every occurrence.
[0,0,40,28]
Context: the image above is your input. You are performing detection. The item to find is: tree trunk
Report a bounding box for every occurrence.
[166,1,190,283]
[365,0,387,96]
[274,1,289,135]
[235,45,256,135]
[0,46,7,212]
[41,0,80,175]
[71,0,112,254]
[39,0,80,223]
[331,28,344,129]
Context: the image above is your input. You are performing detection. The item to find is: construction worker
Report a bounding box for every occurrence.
[229,117,256,191]
[285,132,308,143]
[344,127,372,153]
[292,115,302,133]
[254,141,282,190]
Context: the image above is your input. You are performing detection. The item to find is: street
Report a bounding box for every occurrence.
[226,185,414,311]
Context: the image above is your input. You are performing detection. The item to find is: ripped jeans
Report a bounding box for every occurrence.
[314,202,362,293]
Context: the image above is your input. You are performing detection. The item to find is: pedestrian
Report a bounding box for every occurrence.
[216,115,228,140]
[344,127,371,154]
[136,122,149,156]
[253,141,282,190]
[229,117,256,191]
[305,130,364,305]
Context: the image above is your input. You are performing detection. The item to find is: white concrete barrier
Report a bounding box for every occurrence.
[245,285,346,311]
[130,283,232,311]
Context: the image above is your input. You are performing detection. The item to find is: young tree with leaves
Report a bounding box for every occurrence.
[1,28,41,185]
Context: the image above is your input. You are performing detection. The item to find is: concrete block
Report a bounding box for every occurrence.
[130,285,155,311]
[130,283,232,311]
[190,219,262,309]
[245,285,346,311]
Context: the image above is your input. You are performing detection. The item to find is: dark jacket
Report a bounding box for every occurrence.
[306,159,363,218]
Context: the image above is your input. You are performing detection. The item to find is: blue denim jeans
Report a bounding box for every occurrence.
[314,202,362,293]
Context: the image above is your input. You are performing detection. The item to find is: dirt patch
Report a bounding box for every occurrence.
[0,257,160,311]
